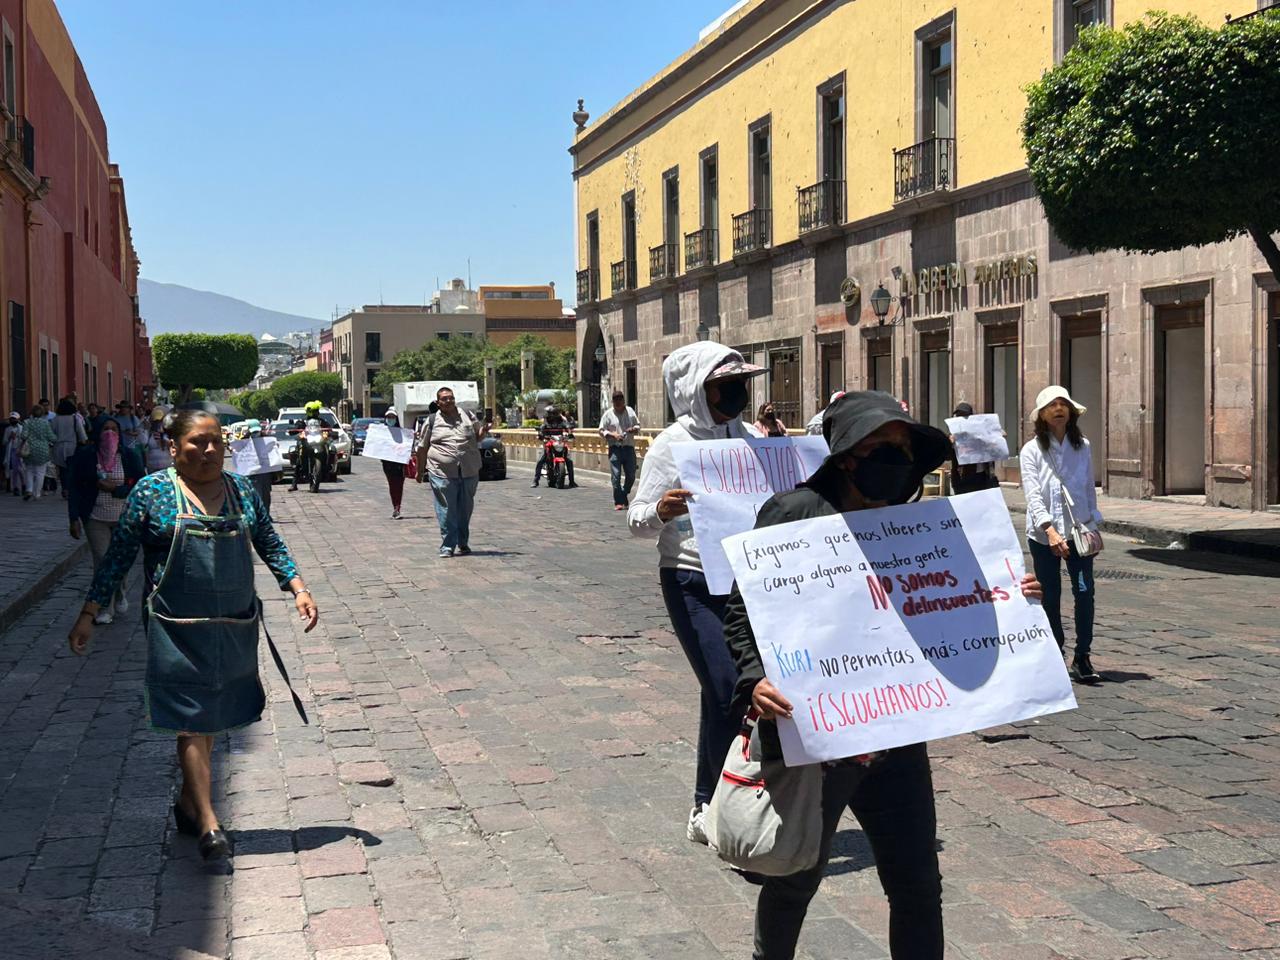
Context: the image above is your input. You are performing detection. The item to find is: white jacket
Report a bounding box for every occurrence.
[628,342,762,572]
[1019,435,1102,545]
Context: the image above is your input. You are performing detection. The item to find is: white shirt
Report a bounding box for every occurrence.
[1019,435,1102,545]
[598,406,640,447]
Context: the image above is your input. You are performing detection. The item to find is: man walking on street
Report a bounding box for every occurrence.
[416,386,488,557]
[115,400,144,451]
[599,390,640,510]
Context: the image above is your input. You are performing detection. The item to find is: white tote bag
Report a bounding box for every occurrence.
[704,715,824,876]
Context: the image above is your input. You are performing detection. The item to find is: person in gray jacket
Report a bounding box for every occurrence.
[723,391,1043,960]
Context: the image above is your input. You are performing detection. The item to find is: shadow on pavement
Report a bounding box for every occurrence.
[229,824,382,853]
[1101,670,1154,684]
[1128,547,1280,578]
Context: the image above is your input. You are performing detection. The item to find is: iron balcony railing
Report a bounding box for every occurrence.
[732,208,771,257]
[610,258,637,296]
[649,242,679,282]
[10,115,34,173]
[576,267,599,303]
[685,227,718,270]
[894,137,954,203]
[798,179,845,233]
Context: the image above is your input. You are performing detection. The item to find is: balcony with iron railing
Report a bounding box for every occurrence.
[649,242,679,283]
[893,137,954,205]
[797,179,845,236]
[732,208,771,258]
[684,227,718,271]
[576,267,600,304]
[610,258,637,297]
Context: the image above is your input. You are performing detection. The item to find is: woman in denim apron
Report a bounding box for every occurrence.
[68,409,318,860]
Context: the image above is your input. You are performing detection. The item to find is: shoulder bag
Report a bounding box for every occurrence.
[1045,452,1103,557]
[704,713,823,876]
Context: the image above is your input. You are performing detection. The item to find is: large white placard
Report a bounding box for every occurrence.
[671,436,830,595]
[724,488,1076,765]
[945,414,1009,465]
[360,422,413,464]
[229,436,284,476]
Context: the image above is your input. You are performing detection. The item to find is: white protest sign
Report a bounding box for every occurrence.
[945,414,1009,465]
[360,422,413,464]
[671,436,830,595]
[724,488,1075,766]
[228,436,284,476]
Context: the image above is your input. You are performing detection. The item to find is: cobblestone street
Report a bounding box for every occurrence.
[2,461,1280,959]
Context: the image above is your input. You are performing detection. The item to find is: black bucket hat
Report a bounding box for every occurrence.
[821,390,952,497]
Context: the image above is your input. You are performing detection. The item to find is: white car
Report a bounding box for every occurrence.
[275,406,353,474]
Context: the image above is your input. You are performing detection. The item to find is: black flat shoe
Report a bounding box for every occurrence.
[1071,654,1102,685]
[173,801,200,837]
[198,829,232,861]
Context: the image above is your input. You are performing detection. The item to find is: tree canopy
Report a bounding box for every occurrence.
[153,333,259,403]
[270,371,344,408]
[372,334,575,407]
[1023,11,1280,280]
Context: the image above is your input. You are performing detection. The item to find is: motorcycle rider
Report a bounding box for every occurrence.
[288,401,330,492]
[531,404,577,488]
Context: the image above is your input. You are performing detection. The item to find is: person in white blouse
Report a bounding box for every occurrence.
[1019,386,1103,684]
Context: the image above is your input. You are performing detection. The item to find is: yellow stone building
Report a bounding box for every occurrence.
[571,0,1280,510]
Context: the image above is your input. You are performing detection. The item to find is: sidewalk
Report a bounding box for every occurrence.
[1001,485,1280,560]
[0,487,86,632]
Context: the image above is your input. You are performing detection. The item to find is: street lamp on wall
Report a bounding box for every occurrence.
[870,284,893,323]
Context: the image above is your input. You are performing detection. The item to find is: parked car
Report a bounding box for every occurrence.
[479,433,507,480]
[272,420,299,483]
[350,417,379,454]
[276,406,352,474]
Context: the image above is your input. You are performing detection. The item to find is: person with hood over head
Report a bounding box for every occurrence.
[628,341,766,844]
[723,391,1043,960]
[380,408,411,519]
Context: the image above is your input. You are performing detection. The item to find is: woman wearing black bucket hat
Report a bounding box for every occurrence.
[724,391,1043,960]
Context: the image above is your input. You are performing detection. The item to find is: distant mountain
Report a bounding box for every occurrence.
[138,280,323,339]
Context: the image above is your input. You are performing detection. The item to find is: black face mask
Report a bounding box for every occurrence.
[710,379,749,419]
[851,444,917,504]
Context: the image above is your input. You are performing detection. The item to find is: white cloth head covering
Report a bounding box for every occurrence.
[1032,385,1086,418]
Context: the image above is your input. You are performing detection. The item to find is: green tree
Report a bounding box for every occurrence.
[485,334,576,406]
[152,333,259,403]
[1023,11,1280,282]
[232,389,276,420]
[269,371,343,408]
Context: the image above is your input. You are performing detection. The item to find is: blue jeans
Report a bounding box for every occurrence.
[659,567,743,807]
[608,445,637,506]
[1028,538,1095,656]
[430,474,479,550]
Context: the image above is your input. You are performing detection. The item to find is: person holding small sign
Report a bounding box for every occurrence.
[1019,386,1103,684]
[628,341,766,844]
[723,391,1043,960]
[380,408,411,519]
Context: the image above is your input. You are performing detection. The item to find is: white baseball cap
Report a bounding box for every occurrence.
[1032,385,1086,418]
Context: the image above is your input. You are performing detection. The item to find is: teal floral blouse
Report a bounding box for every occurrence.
[86,471,299,607]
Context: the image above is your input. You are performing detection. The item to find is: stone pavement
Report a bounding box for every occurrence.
[1001,485,1280,561]
[0,459,1279,959]
[0,485,86,631]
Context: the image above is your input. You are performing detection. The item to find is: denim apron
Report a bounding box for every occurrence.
[144,469,266,733]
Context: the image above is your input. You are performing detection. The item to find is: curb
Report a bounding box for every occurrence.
[0,540,87,633]
[1007,508,1280,563]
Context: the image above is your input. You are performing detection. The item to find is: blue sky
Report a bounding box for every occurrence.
[59,0,732,320]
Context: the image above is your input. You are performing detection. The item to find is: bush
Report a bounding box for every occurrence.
[270,371,343,408]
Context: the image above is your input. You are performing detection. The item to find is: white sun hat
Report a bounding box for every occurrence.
[1032,385,1086,419]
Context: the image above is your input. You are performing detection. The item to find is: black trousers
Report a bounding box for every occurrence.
[754,743,942,960]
